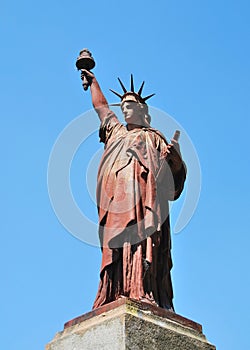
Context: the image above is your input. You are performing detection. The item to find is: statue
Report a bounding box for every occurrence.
[76,50,186,311]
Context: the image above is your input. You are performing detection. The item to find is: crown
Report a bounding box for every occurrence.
[110,75,155,105]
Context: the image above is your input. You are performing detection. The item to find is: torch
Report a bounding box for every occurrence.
[76,48,95,91]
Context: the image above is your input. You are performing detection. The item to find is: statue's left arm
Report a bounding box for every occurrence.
[167,139,186,199]
[158,138,186,200]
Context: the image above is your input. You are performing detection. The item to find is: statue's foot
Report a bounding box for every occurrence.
[139,296,159,307]
[117,295,127,299]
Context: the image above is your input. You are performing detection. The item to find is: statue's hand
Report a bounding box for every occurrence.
[164,140,183,172]
[81,69,95,84]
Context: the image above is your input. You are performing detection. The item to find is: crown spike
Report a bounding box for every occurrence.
[117,78,127,93]
[130,74,134,92]
[142,93,155,102]
[138,81,145,96]
[109,89,123,99]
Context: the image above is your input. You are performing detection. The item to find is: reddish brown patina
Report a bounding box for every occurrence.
[80,70,186,311]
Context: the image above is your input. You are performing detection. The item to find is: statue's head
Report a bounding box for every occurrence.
[110,75,154,126]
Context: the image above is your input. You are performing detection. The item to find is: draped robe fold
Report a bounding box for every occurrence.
[93,111,186,310]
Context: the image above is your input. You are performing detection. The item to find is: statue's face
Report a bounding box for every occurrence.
[121,101,144,125]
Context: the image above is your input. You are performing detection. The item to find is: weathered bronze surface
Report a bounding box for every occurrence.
[78,51,186,311]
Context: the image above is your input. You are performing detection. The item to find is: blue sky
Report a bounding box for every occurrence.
[2,1,250,349]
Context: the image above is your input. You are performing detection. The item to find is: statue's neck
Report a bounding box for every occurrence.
[126,123,145,131]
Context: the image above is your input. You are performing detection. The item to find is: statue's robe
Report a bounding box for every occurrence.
[93,111,186,310]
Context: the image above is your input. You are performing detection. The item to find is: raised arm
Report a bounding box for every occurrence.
[81,69,110,122]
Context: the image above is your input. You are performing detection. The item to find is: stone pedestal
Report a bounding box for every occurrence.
[46,298,216,350]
